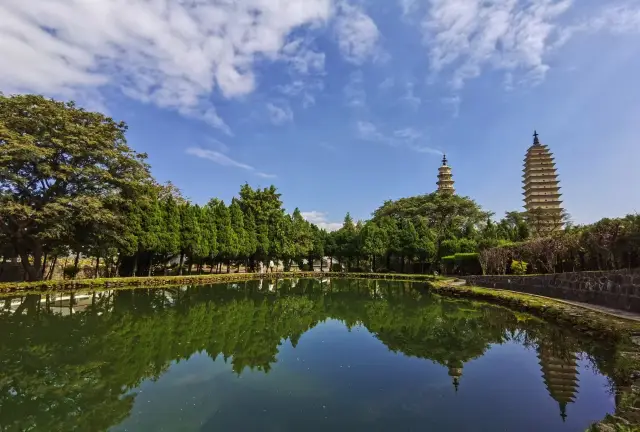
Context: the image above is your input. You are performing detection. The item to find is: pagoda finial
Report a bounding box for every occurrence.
[533,130,540,145]
[442,154,448,166]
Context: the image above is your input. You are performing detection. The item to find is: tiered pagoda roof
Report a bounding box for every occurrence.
[523,131,564,231]
[437,154,455,195]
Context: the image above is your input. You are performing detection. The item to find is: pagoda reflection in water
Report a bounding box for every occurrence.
[537,341,580,421]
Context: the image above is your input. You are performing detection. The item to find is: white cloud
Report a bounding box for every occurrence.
[266,102,294,125]
[400,82,421,109]
[0,0,332,133]
[356,121,442,155]
[301,211,342,232]
[394,127,422,141]
[441,95,461,117]
[256,172,278,179]
[423,0,572,89]
[280,38,327,75]
[399,0,420,17]
[421,0,640,90]
[277,79,323,108]
[334,2,382,64]
[186,147,276,179]
[556,3,640,45]
[357,121,385,141]
[344,70,367,107]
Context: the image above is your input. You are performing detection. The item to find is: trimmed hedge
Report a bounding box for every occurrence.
[441,253,482,275]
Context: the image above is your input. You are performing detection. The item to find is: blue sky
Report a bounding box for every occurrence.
[2,0,640,230]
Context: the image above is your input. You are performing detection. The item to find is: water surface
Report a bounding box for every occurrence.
[0,278,623,431]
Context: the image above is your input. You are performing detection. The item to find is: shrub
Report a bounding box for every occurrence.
[330,263,343,272]
[441,255,456,275]
[511,260,528,275]
[63,265,80,280]
[455,253,482,275]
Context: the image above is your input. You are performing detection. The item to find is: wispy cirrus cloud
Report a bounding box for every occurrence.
[421,0,640,90]
[186,147,276,179]
[356,121,442,155]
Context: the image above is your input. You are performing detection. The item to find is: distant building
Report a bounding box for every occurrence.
[523,131,564,233]
[437,154,455,195]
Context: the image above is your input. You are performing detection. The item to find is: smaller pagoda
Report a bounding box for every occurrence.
[437,154,455,195]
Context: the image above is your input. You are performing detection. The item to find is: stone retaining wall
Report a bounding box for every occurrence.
[463,269,640,313]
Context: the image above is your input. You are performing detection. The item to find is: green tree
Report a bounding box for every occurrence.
[0,94,151,280]
[399,219,419,272]
[243,210,258,270]
[179,203,201,275]
[229,200,246,271]
[159,195,181,274]
[361,221,386,271]
[291,208,313,269]
[415,217,437,273]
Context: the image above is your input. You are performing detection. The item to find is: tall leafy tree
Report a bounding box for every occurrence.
[0,94,151,280]
[242,209,258,270]
[159,195,181,274]
[399,219,419,272]
[229,200,246,271]
[178,203,201,275]
[361,221,386,271]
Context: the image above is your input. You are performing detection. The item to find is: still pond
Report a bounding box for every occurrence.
[0,278,624,431]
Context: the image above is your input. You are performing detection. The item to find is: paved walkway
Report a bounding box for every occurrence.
[450,279,640,323]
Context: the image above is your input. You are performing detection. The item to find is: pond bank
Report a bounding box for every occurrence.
[0,271,437,295]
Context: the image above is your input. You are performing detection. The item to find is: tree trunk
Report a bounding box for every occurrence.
[47,256,58,280]
[372,255,376,272]
[18,247,43,281]
[226,261,230,273]
[163,257,169,276]
[74,251,81,271]
[178,251,185,275]
[41,252,48,277]
[95,255,101,279]
[209,260,214,274]
[132,253,139,277]
[188,257,193,275]
[148,254,153,277]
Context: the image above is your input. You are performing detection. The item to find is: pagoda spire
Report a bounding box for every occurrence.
[533,130,540,145]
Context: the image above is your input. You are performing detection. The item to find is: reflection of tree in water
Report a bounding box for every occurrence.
[0,279,618,431]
